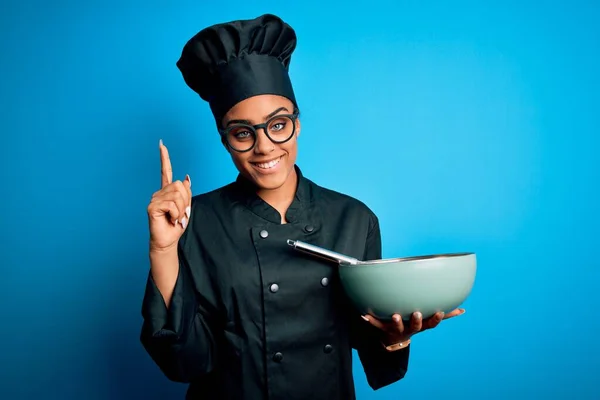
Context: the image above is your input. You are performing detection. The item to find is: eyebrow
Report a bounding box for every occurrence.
[225,107,289,126]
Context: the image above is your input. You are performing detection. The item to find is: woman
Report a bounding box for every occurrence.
[141,13,463,399]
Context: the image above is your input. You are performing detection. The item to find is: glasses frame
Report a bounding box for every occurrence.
[218,108,300,153]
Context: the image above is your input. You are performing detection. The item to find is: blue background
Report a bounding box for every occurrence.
[1,0,599,398]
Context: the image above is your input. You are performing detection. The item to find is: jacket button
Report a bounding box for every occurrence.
[273,352,283,362]
[260,230,269,238]
[304,225,314,233]
[321,277,329,287]
[270,283,279,293]
[324,344,333,354]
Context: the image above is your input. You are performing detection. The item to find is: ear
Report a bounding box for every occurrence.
[296,117,301,137]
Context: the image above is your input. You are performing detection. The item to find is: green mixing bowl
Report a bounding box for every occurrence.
[287,240,476,321]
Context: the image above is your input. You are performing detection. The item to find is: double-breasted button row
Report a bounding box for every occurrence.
[260,225,314,237]
[271,346,332,364]
[269,277,329,293]
[269,279,326,293]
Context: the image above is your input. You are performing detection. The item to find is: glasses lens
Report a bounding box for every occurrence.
[267,116,295,143]
[226,125,256,151]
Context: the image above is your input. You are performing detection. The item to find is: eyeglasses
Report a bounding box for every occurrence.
[219,109,300,152]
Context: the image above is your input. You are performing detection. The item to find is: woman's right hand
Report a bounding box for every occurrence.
[147,140,192,253]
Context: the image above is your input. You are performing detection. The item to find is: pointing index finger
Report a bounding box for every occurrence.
[159,139,173,188]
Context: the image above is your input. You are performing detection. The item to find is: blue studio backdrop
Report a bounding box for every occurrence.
[1,1,599,399]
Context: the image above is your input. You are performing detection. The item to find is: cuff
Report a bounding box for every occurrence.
[141,263,192,341]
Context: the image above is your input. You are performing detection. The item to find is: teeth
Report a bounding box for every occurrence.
[256,157,281,169]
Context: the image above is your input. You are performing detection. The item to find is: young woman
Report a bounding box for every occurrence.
[141,13,463,400]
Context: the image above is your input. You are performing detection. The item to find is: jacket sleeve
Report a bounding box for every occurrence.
[351,214,410,390]
[140,205,220,383]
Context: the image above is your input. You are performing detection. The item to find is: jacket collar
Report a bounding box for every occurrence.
[233,164,311,224]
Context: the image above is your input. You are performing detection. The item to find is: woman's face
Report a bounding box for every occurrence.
[221,94,300,191]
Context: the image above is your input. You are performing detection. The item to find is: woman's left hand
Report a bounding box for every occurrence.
[363,308,466,346]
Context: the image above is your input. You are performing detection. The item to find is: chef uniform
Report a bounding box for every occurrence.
[140,13,410,400]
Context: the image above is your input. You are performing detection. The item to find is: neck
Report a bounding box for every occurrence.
[256,167,298,223]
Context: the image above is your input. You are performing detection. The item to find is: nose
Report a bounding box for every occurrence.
[254,128,274,154]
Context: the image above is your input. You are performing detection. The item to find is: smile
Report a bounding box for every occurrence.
[252,156,282,170]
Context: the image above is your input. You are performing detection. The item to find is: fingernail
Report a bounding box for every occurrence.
[185,206,191,219]
[361,315,369,322]
[181,217,188,229]
[439,312,445,319]
[393,315,400,322]
[174,218,178,225]
[159,139,163,147]
[415,311,422,319]
[186,174,191,187]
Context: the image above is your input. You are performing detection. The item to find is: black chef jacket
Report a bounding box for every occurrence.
[140,165,410,399]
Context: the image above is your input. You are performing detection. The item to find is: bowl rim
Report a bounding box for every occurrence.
[341,252,475,266]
